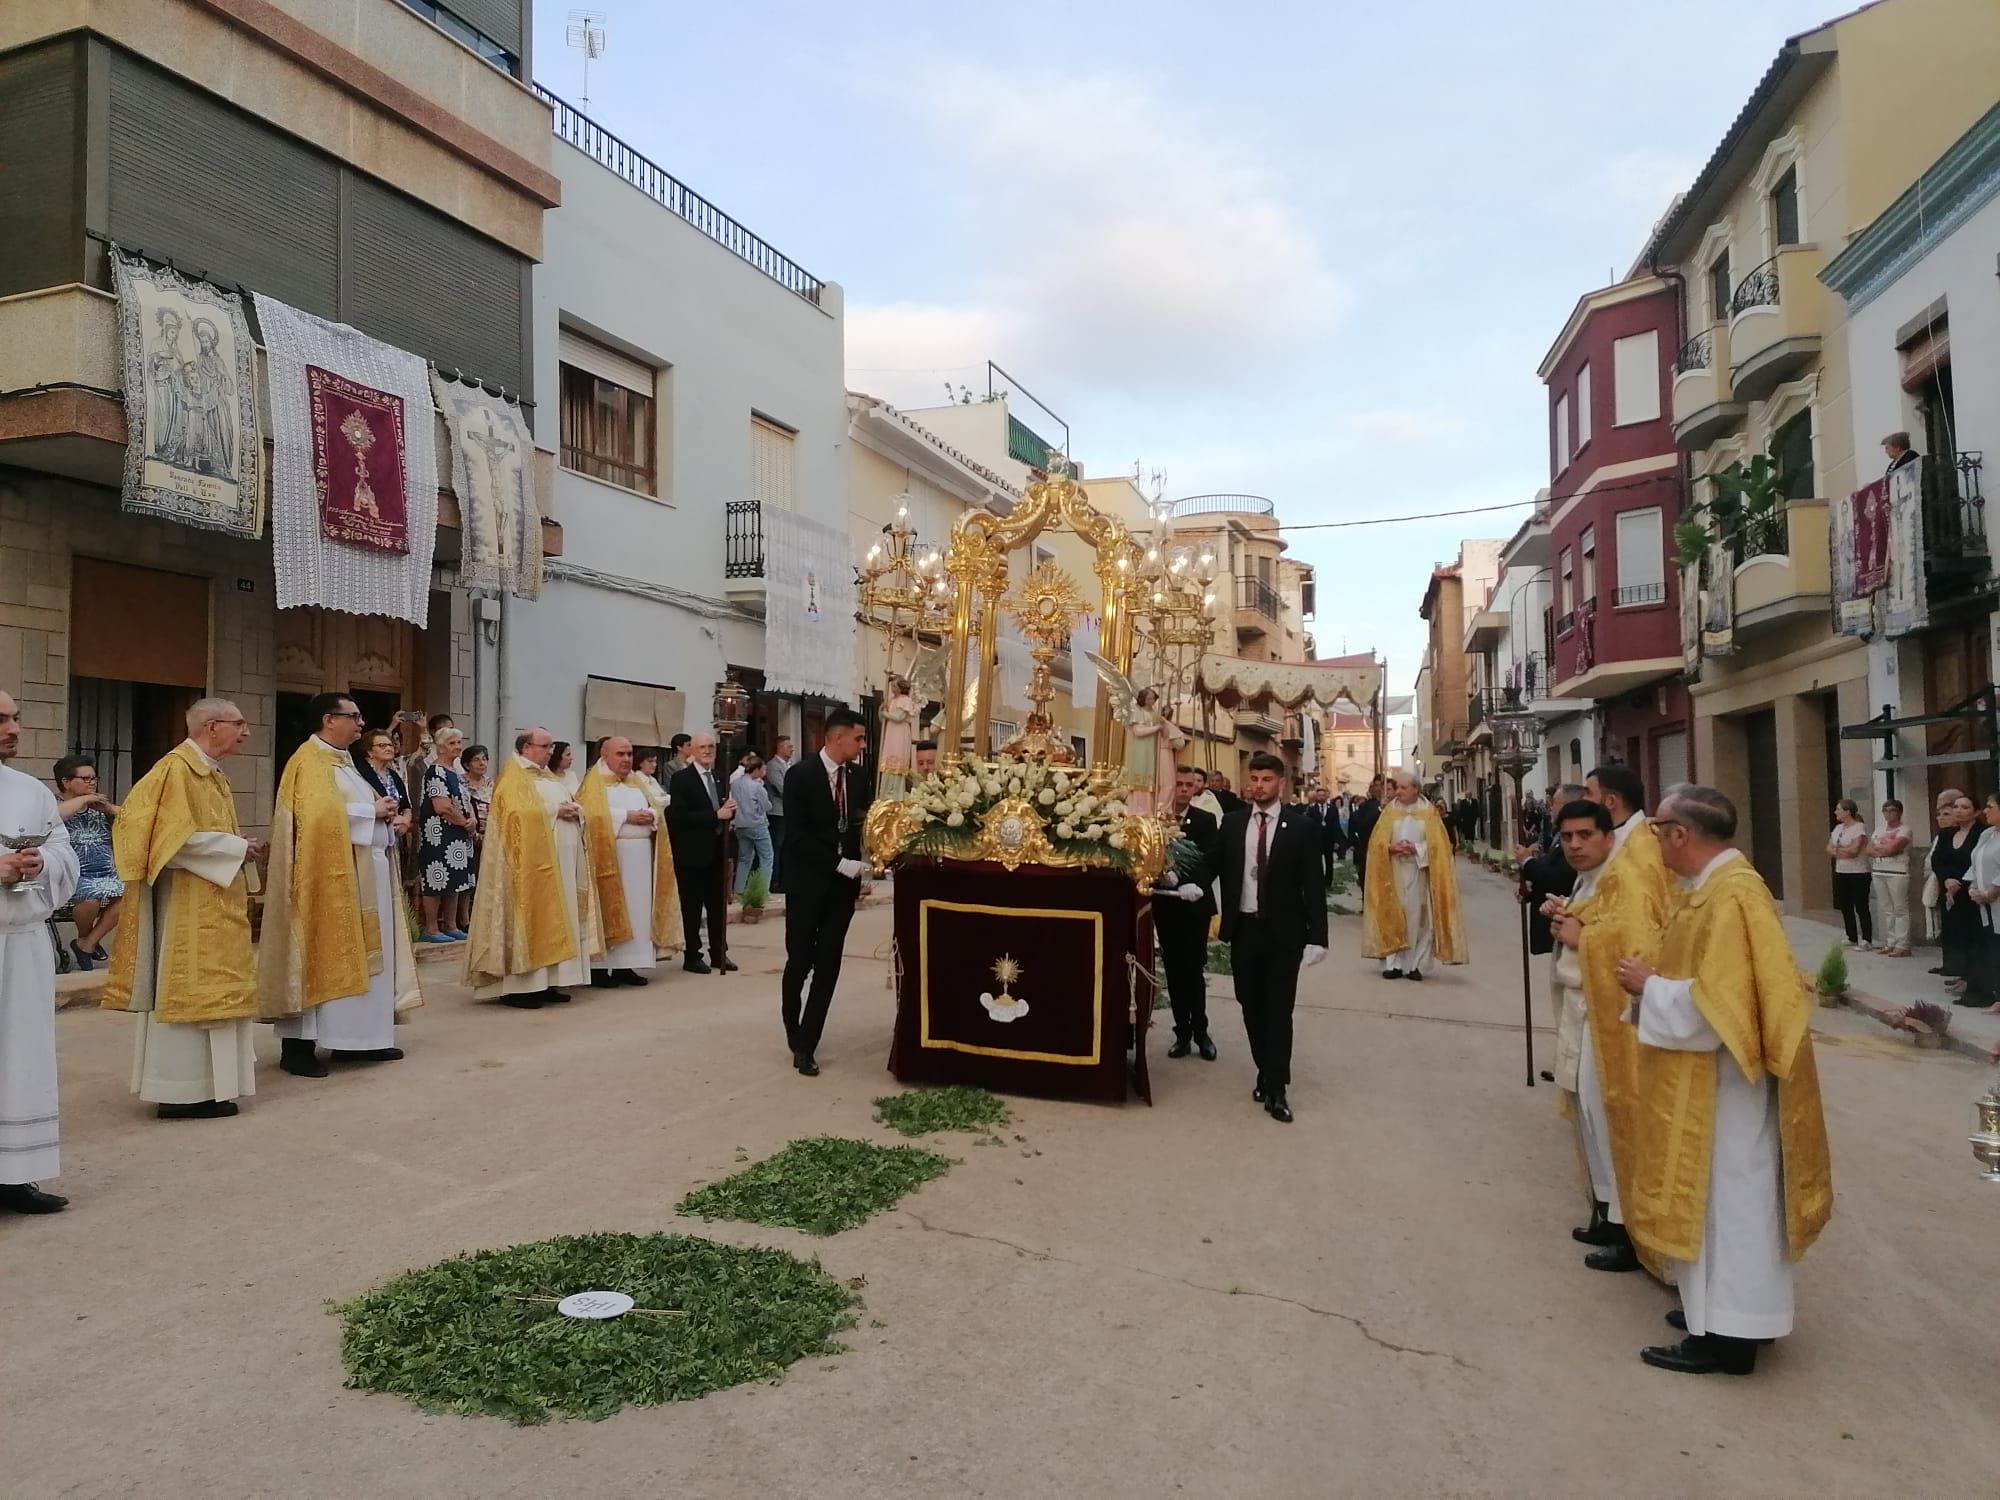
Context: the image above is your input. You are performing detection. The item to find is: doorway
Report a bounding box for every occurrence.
[1743,708,1783,898]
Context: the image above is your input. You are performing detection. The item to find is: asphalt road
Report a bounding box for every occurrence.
[6,863,1996,1499]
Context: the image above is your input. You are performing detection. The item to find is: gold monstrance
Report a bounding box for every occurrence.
[999,558,1087,764]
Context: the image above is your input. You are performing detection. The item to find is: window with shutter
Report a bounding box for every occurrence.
[751,417,796,511]
[559,330,657,494]
[1612,331,1661,426]
[1576,364,1593,451]
[1614,507,1666,604]
[1580,527,1597,604]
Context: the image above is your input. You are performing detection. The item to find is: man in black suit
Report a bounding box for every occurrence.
[1349,775,1384,895]
[1217,752,1329,1123]
[1206,769,1245,816]
[1154,764,1221,1061]
[1517,781,1585,957]
[779,707,874,1076]
[665,734,737,974]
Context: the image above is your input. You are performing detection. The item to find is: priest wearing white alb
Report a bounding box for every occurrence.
[259,694,421,1077]
[580,736,680,988]
[0,690,80,1213]
[1616,784,1833,1377]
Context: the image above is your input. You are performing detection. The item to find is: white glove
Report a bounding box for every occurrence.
[1175,883,1203,902]
[1302,944,1327,968]
[835,858,869,881]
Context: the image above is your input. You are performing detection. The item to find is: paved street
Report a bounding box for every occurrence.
[6,863,1997,1500]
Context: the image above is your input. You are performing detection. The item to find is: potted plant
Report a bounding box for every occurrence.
[1815,943,1849,1008]
[1894,1000,1954,1050]
[738,869,769,925]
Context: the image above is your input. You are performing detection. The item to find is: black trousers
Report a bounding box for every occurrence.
[676,859,728,962]
[1832,870,1873,944]
[1230,916,1303,1090]
[767,816,785,892]
[782,877,858,1055]
[1153,900,1211,1041]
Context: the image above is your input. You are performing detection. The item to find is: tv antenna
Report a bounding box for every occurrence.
[565,10,607,111]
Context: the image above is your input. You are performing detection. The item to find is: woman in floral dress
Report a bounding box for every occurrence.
[418,728,477,942]
[52,755,122,970]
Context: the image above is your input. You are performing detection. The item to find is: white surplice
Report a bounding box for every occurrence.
[593,779,658,974]
[1551,861,1619,1216]
[472,756,589,1000]
[1637,847,1793,1341]
[1383,809,1433,974]
[0,765,79,1183]
[275,750,399,1051]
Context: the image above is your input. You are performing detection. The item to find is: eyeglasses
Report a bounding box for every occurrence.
[328,710,362,720]
[1647,817,1683,833]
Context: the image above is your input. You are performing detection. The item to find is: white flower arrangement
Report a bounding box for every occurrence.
[900,754,1135,849]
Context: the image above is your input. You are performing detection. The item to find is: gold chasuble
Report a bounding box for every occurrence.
[1361,799,1465,963]
[577,765,682,953]
[101,743,256,1024]
[465,757,594,990]
[256,739,420,1020]
[1566,822,1670,1238]
[1625,857,1833,1265]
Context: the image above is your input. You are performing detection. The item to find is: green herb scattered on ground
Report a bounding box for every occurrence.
[678,1136,952,1235]
[1204,941,1233,975]
[872,1085,1012,1138]
[332,1231,855,1425]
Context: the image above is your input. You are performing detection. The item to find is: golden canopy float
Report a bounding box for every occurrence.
[1193,655,1384,714]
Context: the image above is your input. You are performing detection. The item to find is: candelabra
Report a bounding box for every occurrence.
[858,494,953,684]
[1126,492,1219,716]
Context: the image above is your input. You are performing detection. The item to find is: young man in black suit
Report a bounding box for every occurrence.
[665,734,737,974]
[1154,764,1221,1060]
[1348,774,1384,895]
[1217,752,1329,1123]
[779,707,874,1076]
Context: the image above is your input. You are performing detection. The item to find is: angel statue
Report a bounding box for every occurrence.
[877,673,918,798]
[1086,651,1187,817]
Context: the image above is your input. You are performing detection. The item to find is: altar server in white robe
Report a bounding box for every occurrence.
[1617,784,1833,1377]
[100,699,264,1119]
[0,691,80,1212]
[260,696,422,1075]
[581,736,681,988]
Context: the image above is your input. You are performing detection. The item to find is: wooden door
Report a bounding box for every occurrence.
[273,608,430,766]
[1744,709,1784,899]
[1923,620,1992,809]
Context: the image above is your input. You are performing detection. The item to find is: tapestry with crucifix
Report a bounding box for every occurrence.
[433,371,542,600]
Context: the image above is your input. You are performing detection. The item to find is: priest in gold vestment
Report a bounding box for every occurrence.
[258,694,421,1076]
[580,736,680,988]
[1362,770,1464,979]
[1544,794,1668,1275]
[101,700,263,1119]
[1616,784,1833,1377]
[464,726,596,1009]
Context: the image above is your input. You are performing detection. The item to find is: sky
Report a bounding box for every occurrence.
[531,0,1848,693]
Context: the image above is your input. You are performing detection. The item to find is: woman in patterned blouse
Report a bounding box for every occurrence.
[418,727,478,942]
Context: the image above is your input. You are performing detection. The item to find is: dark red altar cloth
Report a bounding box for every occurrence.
[888,859,1152,1103]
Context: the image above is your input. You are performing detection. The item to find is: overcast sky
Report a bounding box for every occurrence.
[532,0,1846,691]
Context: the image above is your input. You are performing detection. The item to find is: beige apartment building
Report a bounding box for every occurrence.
[1660,0,2000,908]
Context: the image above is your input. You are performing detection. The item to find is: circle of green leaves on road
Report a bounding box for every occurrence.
[333,1231,857,1425]
[678,1136,952,1236]
[872,1085,1011,1137]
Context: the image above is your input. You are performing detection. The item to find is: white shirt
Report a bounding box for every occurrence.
[821,748,854,826]
[1830,822,1871,875]
[1239,801,1282,913]
[1871,823,1912,876]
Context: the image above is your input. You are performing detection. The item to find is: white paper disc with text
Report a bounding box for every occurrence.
[556,1290,635,1320]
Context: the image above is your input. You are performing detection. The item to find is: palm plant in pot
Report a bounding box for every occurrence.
[738,868,769,924]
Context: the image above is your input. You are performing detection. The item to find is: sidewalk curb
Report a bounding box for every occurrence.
[1837,985,1991,1063]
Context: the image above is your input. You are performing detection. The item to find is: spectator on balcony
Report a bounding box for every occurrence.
[1827,800,1874,951]
[1882,432,1920,476]
[1868,799,1912,957]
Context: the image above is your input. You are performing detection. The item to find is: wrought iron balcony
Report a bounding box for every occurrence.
[1926,451,1987,561]
[1732,507,1787,563]
[1509,650,1549,700]
[1235,574,1282,621]
[1614,581,1668,606]
[1554,610,1576,637]
[1675,329,1714,374]
[1729,256,1780,316]
[725,499,764,578]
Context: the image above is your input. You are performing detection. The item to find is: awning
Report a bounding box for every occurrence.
[1195,655,1382,712]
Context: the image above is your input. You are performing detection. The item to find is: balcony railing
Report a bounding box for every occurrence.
[1175,493,1275,518]
[1554,609,1576,636]
[1729,256,1780,316]
[1466,686,1509,730]
[1732,507,1787,563]
[535,85,827,307]
[1509,650,1549,700]
[1236,574,1282,620]
[725,499,764,578]
[1614,581,1668,606]
[1925,451,1987,559]
[1675,329,1714,374]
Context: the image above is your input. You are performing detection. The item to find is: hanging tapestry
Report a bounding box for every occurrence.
[1882,461,1928,638]
[432,372,542,600]
[111,248,263,538]
[1832,478,1887,637]
[256,295,436,625]
[1698,538,1735,659]
[762,504,856,702]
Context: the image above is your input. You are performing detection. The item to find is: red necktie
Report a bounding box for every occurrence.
[835,763,847,827]
[1255,811,1269,892]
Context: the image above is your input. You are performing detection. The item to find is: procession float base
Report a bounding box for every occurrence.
[889,859,1152,1104]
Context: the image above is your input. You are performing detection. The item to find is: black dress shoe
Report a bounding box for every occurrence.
[1382,968,1404,980]
[1252,1076,1267,1104]
[279,1039,329,1078]
[614,969,649,987]
[590,970,617,989]
[717,958,739,973]
[793,1051,820,1076]
[334,1047,405,1062]
[500,993,545,1008]
[0,1183,69,1213]
[1585,1239,1641,1273]
[1572,1201,1617,1246]
[1406,970,1424,981]
[1167,1037,1193,1058]
[1666,1309,1687,1332]
[156,1100,239,1119]
[1265,1092,1294,1124]
[1927,965,1947,974]
[1195,1033,1218,1061]
[683,956,712,974]
[1640,1334,1759,1375]
[543,988,572,1003]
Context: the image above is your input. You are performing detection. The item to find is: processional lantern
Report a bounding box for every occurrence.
[1490,685,1544,780]
[710,673,750,740]
[1127,490,1220,720]
[858,492,952,683]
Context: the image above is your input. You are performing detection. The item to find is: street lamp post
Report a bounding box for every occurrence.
[1490,685,1545,1088]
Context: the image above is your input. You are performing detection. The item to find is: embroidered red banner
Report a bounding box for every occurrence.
[1851,478,1890,595]
[307,365,409,554]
